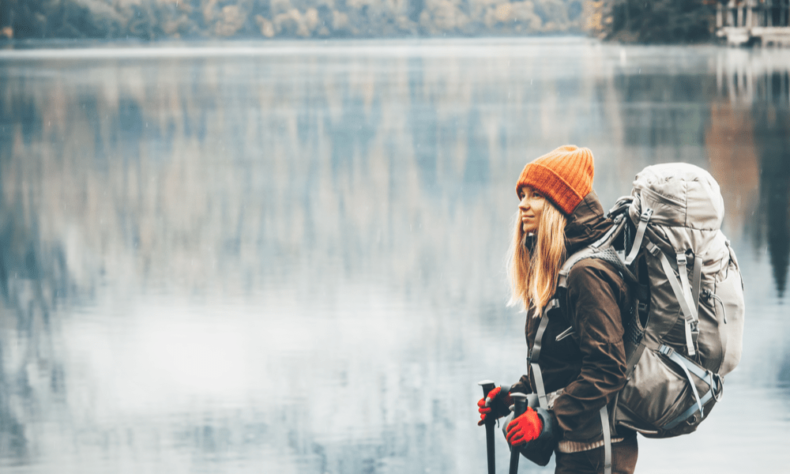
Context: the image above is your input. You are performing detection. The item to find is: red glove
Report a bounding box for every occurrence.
[506,407,543,446]
[477,386,513,426]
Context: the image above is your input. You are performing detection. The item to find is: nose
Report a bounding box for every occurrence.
[519,197,530,212]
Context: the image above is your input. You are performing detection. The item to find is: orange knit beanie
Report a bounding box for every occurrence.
[515,145,595,215]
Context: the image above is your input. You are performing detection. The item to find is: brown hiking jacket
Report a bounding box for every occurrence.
[510,191,633,444]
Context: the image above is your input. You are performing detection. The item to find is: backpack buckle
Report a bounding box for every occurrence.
[558,270,569,289]
[676,253,687,266]
[711,373,724,402]
[640,208,653,222]
[690,320,699,333]
[544,298,561,315]
[647,242,661,256]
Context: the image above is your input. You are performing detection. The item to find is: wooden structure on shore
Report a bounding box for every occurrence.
[716,0,790,46]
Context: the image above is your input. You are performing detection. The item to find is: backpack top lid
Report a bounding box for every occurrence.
[628,163,725,231]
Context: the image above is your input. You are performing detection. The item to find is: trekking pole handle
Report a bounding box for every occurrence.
[509,393,529,474]
[511,392,528,416]
[478,380,496,399]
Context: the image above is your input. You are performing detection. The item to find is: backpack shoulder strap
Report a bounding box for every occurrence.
[557,216,635,291]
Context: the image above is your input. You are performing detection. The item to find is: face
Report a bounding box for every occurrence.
[518,185,546,233]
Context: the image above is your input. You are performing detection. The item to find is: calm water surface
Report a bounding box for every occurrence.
[0,38,789,473]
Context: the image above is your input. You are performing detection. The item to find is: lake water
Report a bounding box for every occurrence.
[0,38,788,473]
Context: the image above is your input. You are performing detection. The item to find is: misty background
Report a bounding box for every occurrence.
[1,2,789,473]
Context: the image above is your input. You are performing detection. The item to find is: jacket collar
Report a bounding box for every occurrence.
[564,190,612,255]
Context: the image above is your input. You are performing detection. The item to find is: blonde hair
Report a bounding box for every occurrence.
[507,201,568,316]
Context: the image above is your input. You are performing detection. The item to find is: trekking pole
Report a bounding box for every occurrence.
[509,393,528,474]
[478,380,496,474]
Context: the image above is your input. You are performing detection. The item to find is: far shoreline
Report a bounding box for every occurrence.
[0,35,747,61]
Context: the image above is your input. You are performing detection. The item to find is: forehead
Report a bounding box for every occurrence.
[518,185,536,196]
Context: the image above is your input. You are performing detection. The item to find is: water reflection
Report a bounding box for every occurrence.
[0,40,788,473]
[711,48,790,296]
[753,101,790,297]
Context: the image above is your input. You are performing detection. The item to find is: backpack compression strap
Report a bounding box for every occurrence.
[658,345,723,430]
[623,206,653,265]
[646,242,702,357]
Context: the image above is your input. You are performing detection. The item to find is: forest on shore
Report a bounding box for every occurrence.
[0,0,718,43]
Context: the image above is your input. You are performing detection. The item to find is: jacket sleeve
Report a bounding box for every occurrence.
[509,374,531,395]
[550,262,628,442]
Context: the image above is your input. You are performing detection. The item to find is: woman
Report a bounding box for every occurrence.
[477,145,638,474]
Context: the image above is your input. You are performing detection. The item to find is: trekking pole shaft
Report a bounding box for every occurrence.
[485,415,495,474]
[509,393,528,474]
[478,381,496,474]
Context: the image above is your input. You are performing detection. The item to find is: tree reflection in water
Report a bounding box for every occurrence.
[755,101,790,298]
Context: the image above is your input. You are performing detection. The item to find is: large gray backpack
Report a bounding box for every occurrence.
[602,163,745,439]
[528,163,745,474]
